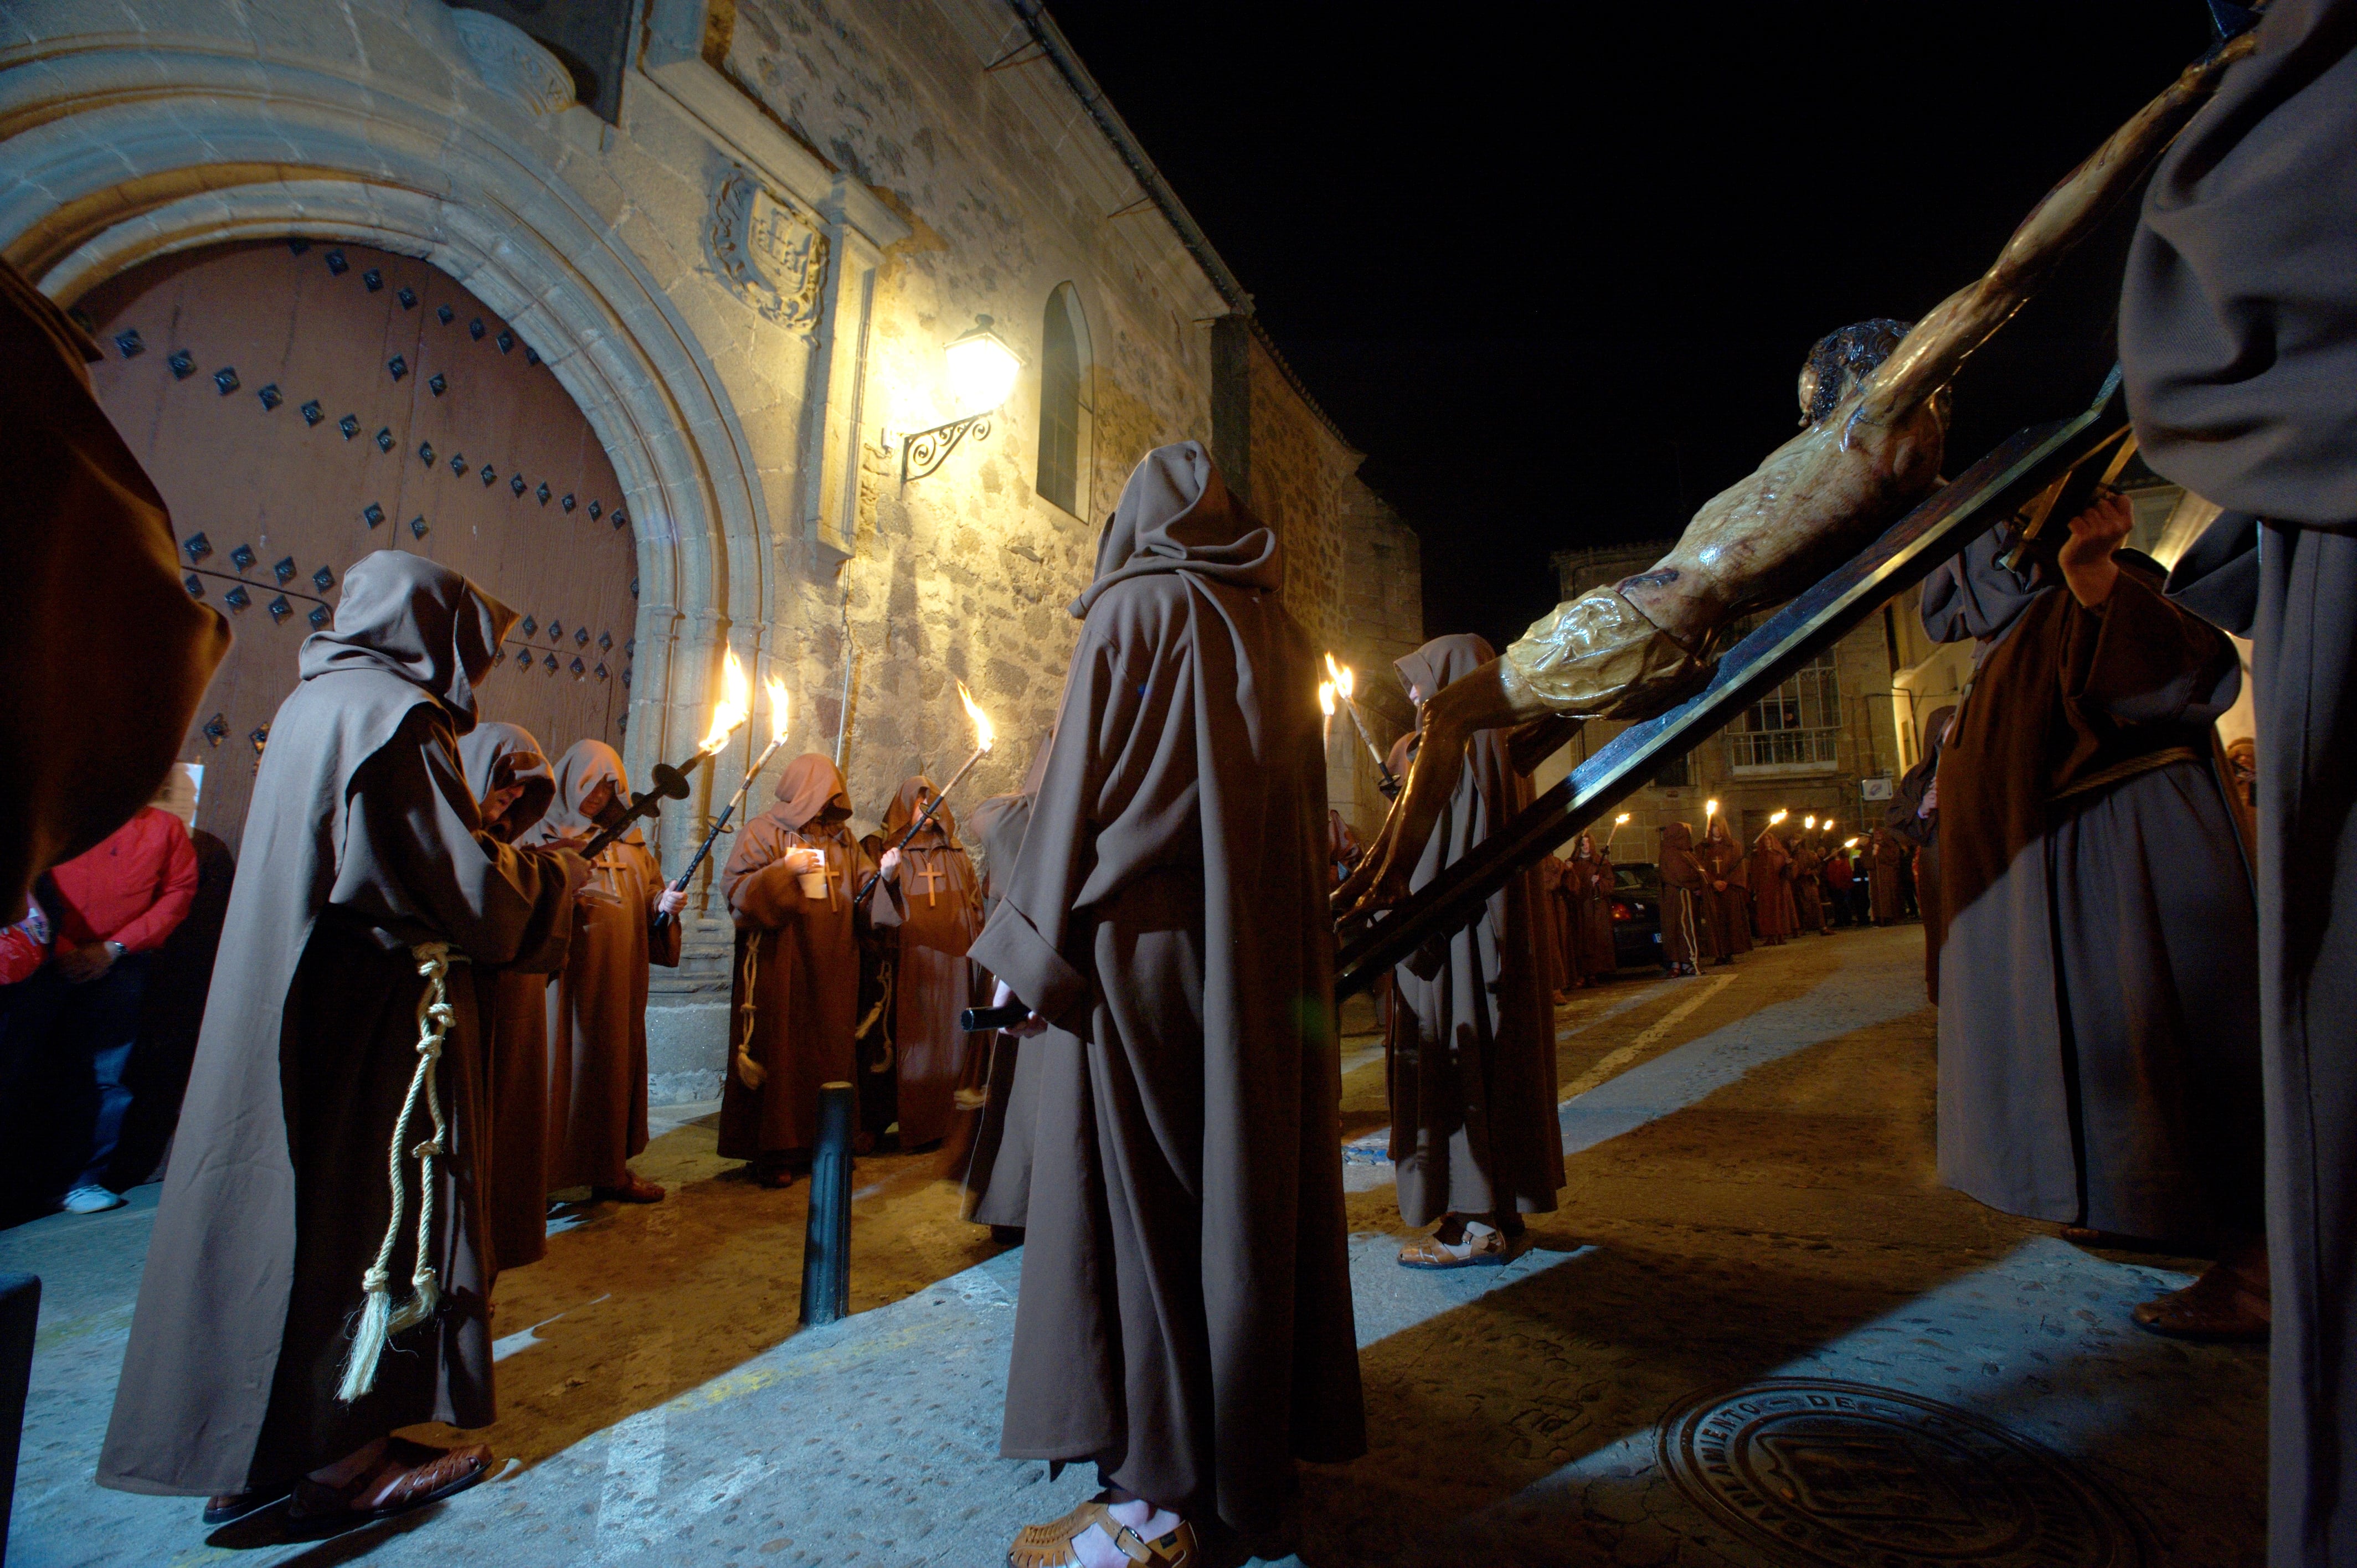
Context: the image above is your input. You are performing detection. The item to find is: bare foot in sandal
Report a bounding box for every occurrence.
[1007,1495,1196,1567]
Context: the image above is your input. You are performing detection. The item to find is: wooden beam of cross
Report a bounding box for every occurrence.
[1334,370,2132,998]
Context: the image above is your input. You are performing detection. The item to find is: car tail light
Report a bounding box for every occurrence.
[1610,900,1635,922]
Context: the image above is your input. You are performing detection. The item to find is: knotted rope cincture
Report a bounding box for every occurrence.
[733,936,766,1090]
[336,941,460,1404]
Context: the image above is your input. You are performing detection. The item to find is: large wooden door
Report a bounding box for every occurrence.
[80,240,639,852]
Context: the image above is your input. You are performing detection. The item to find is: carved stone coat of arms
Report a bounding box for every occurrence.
[709,172,830,332]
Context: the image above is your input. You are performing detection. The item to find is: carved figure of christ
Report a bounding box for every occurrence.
[1338,35,2253,919]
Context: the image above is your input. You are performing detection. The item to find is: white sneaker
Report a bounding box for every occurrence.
[61,1185,125,1214]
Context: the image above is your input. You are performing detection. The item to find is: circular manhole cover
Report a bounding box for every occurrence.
[1657,1378,2147,1567]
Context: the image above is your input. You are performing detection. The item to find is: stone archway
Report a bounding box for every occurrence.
[0,8,779,800]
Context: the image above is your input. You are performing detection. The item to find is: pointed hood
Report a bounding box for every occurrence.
[770,753,851,833]
[1396,633,1495,714]
[535,739,634,846]
[456,721,554,843]
[1071,441,1280,617]
[882,775,958,847]
[299,550,514,733]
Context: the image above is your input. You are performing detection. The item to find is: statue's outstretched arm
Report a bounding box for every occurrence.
[1861,32,2256,426]
[1334,659,1552,917]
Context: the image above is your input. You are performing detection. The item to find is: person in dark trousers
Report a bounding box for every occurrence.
[37,805,197,1213]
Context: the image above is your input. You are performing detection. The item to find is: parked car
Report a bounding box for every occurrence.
[1607,860,1665,969]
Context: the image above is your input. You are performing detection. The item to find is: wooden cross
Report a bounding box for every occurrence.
[915,857,945,907]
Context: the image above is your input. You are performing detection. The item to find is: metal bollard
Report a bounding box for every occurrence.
[799,1082,855,1327]
[0,1272,38,1568]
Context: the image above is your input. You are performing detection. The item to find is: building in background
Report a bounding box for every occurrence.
[0,0,1418,1099]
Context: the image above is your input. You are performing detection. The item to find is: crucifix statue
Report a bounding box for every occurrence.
[1337,36,2252,918]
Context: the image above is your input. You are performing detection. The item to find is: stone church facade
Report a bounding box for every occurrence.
[0,0,1420,1097]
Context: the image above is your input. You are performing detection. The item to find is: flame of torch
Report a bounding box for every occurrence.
[766,677,790,750]
[1322,652,1390,783]
[1705,798,1720,818]
[699,647,753,755]
[958,679,996,754]
[1318,679,1336,751]
[858,682,995,904]
[653,673,792,933]
[1844,836,1861,849]
[1769,808,1789,826]
[1805,814,1817,829]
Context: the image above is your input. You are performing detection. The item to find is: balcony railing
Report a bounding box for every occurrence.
[1726,726,1840,772]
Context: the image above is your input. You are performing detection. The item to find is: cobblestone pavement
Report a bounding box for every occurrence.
[2,925,2265,1566]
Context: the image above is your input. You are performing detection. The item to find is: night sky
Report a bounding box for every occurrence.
[1050,2,2218,651]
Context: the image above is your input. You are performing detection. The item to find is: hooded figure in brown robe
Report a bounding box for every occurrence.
[2124,2,2357,1549]
[1381,634,1565,1261]
[1748,827,1793,944]
[867,776,985,1150]
[960,733,1053,1230]
[1867,826,1909,923]
[970,442,1362,1555]
[455,722,561,1273]
[1570,832,1619,976]
[1,256,227,922]
[1791,834,1829,935]
[1700,818,1752,957]
[532,741,683,1200]
[1538,853,1582,994]
[98,551,581,1517]
[719,754,881,1181]
[1928,510,2263,1277]
[1887,710,1955,1003]
[1655,822,1708,974]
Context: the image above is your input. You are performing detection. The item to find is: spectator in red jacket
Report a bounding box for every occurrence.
[39,806,197,1213]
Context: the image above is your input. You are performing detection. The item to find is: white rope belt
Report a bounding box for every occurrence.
[336,941,464,1404]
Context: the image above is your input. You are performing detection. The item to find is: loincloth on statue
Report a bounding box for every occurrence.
[1499,587,1713,723]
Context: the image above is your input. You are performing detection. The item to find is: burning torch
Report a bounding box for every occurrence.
[1324,653,1398,797]
[856,682,995,904]
[653,674,791,932]
[575,648,753,862]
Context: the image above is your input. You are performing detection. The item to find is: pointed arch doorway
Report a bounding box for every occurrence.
[81,239,641,851]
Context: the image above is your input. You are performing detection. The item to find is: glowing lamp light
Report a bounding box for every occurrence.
[946,315,1022,417]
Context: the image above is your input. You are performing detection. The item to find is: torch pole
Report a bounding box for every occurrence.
[854,743,990,905]
[1339,695,1398,793]
[575,745,722,863]
[653,732,790,931]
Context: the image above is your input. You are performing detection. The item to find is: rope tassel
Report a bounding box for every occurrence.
[337,942,457,1404]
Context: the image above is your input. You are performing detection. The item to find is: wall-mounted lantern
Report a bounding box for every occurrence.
[901,314,1023,484]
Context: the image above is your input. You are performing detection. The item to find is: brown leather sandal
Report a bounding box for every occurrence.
[1006,1499,1198,1567]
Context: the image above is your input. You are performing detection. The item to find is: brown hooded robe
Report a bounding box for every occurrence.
[1701,821,1753,956]
[967,442,1363,1531]
[98,553,577,1497]
[1748,829,1794,943]
[1,256,227,922]
[959,734,1054,1226]
[532,741,682,1190]
[870,777,985,1148]
[1570,834,1619,974]
[1868,827,1909,922]
[1792,839,1829,935]
[1382,635,1566,1229]
[456,721,560,1273]
[1657,823,1708,969]
[719,755,879,1163]
[1925,528,2261,1245]
[2124,4,2357,1551]
[1538,854,1582,991]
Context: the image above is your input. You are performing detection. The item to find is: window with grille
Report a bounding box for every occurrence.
[1726,647,1841,771]
[1036,284,1085,514]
